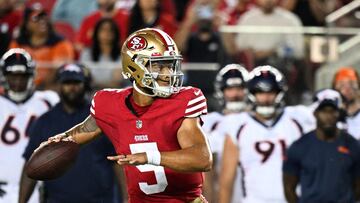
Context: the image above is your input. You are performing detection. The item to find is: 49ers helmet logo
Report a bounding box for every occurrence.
[127,36,147,51]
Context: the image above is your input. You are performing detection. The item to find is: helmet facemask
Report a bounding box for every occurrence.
[122,28,185,98]
[4,72,34,102]
[247,66,287,119]
[131,54,184,98]
[248,90,285,118]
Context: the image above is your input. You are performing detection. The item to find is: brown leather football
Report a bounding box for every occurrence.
[25,140,80,180]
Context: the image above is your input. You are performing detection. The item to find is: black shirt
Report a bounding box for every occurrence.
[283,131,360,203]
[23,102,117,203]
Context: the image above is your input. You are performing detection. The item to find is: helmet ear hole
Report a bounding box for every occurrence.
[128,66,137,72]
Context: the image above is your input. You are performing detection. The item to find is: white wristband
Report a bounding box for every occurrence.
[146,151,161,166]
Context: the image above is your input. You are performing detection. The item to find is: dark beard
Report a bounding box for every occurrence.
[323,126,337,138]
[343,97,355,106]
[60,91,85,108]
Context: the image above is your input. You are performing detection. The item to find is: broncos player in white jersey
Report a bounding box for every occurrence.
[202,64,248,203]
[218,66,304,203]
[0,49,59,203]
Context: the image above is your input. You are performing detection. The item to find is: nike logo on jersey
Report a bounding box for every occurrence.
[194,90,201,96]
[338,146,350,154]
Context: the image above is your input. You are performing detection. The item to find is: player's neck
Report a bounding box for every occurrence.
[254,113,276,124]
[132,89,154,106]
[346,100,360,116]
[315,128,340,142]
[62,101,83,114]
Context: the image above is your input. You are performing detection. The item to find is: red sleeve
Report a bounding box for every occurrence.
[90,90,110,122]
[90,91,99,119]
[183,87,208,118]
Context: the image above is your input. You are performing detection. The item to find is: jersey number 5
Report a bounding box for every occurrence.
[129,142,168,194]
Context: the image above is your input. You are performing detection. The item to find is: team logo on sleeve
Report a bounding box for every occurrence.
[127,36,147,51]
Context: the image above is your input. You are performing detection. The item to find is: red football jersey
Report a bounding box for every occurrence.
[90,87,207,202]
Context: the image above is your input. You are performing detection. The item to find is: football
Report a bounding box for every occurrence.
[25,140,80,180]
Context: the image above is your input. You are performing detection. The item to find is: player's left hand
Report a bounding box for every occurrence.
[107,153,147,165]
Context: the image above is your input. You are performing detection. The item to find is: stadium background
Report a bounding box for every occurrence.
[1,0,359,110]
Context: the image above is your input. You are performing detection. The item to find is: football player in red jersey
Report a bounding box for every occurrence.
[38,28,212,203]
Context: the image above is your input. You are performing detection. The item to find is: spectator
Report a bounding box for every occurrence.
[116,0,136,11]
[116,0,176,17]
[234,0,304,68]
[0,30,11,57]
[80,18,124,89]
[218,0,256,25]
[10,4,75,90]
[76,0,129,50]
[280,0,338,26]
[218,0,256,64]
[51,0,97,30]
[333,67,360,140]
[0,48,59,203]
[172,0,191,22]
[0,0,22,56]
[283,89,360,203]
[175,0,230,101]
[175,0,229,65]
[19,63,124,203]
[127,0,178,37]
[0,0,22,36]
[233,0,307,103]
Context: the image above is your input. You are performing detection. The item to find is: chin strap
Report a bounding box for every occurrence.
[255,106,276,118]
[225,101,247,113]
[134,81,172,98]
[5,76,34,103]
[152,82,172,98]
[7,90,30,103]
[133,81,156,97]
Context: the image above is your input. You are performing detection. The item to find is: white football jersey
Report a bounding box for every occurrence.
[202,112,224,154]
[0,90,59,203]
[284,105,316,134]
[347,112,360,140]
[202,112,243,203]
[225,111,303,203]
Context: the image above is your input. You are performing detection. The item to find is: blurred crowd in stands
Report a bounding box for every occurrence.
[1,0,359,109]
